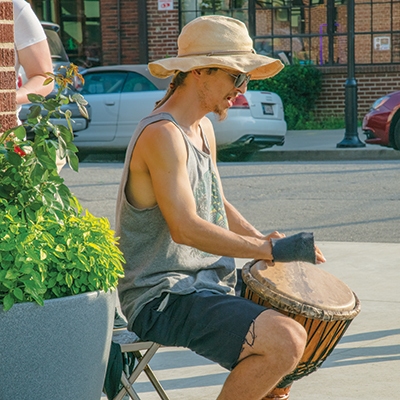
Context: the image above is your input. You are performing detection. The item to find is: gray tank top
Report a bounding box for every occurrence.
[115,113,236,329]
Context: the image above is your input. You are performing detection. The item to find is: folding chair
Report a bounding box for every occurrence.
[111,328,170,400]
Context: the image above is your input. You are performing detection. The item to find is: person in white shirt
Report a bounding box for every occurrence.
[13,0,54,107]
[13,0,67,172]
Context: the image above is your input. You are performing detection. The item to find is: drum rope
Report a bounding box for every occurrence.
[277,318,353,387]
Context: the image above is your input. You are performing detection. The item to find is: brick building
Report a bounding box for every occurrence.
[29,0,400,120]
[0,0,17,131]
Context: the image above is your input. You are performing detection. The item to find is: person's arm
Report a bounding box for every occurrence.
[133,120,275,261]
[16,40,54,105]
[202,117,281,239]
[202,117,326,264]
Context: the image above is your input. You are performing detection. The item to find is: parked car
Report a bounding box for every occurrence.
[74,65,169,152]
[75,64,286,161]
[362,91,400,150]
[19,84,92,139]
[208,91,286,161]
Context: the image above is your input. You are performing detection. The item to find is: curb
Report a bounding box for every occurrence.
[78,147,400,163]
[249,149,400,162]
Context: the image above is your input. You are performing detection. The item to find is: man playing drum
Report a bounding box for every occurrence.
[115,15,326,400]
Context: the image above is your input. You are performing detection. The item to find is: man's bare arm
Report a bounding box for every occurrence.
[132,121,275,261]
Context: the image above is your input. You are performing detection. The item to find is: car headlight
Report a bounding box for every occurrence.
[371,96,390,110]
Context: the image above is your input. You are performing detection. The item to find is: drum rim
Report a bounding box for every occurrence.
[242,260,361,321]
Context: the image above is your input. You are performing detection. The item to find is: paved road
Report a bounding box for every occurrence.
[61,159,400,243]
[219,160,400,243]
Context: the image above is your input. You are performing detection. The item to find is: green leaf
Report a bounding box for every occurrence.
[40,249,47,260]
[65,273,73,287]
[58,125,73,142]
[4,151,22,166]
[43,99,60,112]
[27,93,46,103]
[27,104,43,119]
[60,95,69,106]
[3,294,15,311]
[5,269,19,280]
[43,77,53,86]
[47,276,57,288]
[13,287,24,301]
[67,151,79,172]
[13,125,27,140]
[20,264,34,274]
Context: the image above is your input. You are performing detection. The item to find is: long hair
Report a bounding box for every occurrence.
[154,71,189,110]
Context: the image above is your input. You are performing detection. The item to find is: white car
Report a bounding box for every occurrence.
[75,65,286,161]
[208,91,286,161]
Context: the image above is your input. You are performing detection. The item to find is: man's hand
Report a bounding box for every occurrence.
[266,232,327,265]
[264,231,286,240]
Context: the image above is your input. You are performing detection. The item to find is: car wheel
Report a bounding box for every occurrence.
[393,119,400,150]
[217,149,254,162]
[77,151,89,162]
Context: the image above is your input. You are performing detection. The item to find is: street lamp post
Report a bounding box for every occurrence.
[337,0,365,148]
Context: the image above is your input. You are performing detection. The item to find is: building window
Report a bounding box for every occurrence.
[179,0,400,66]
[179,1,249,28]
[31,0,102,68]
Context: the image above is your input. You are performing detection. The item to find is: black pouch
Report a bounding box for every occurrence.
[270,232,316,264]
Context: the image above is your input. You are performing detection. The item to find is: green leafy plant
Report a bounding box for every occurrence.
[248,62,323,130]
[0,64,124,311]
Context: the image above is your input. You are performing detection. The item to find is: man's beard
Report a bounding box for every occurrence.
[213,105,228,121]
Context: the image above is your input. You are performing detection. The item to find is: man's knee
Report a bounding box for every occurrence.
[244,310,307,370]
[276,316,307,369]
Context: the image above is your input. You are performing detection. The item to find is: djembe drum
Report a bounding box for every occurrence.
[241,259,361,400]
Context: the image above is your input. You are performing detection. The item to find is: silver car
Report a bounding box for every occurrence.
[75,64,286,161]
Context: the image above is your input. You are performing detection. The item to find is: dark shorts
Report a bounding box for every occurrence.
[132,290,267,370]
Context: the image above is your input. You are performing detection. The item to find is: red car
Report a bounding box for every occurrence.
[362,91,400,150]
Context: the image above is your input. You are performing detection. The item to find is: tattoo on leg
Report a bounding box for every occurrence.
[244,319,257,347]
[238,319,258,357]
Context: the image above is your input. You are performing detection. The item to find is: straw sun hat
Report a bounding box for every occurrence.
[148,15,284,81]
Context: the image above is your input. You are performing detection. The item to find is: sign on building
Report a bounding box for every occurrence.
[158,0,173,10]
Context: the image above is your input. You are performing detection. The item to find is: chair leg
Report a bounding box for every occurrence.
[116,372,141,400]
[114,343,170,400]
[127,343,160,384]
[133,351,170,400]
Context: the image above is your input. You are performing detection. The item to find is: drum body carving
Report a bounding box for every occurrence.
[241,260,361,400]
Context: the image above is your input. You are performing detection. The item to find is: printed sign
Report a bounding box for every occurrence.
[374,36,390,51]
[158,0,173,10]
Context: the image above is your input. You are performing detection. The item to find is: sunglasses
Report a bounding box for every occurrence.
[220,70,251,88]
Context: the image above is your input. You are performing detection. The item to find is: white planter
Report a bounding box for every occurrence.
[0,290,115,400]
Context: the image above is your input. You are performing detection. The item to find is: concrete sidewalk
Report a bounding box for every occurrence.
[250,128,400,162]
[104,241,400,400]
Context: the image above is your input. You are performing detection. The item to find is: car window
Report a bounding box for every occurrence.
[81,72,127,94]
[122,72,158,92]
[43,28,69,62]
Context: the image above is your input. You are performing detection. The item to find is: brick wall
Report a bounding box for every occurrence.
[0,0,16,132]
[100,0,140,65]
[315,64,400,120]
[147,2,179,61]
[100,0,179,66]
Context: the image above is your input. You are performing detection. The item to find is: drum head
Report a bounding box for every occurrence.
[243,260,359,320]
